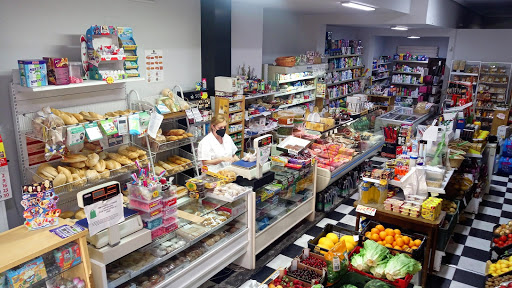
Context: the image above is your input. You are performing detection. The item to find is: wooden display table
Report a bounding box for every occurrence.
[354,202,445,287]
[0,218,91,288]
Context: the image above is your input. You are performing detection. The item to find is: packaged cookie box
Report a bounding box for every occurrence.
[128,196,162,212]
[163,205,177,217]
[163,218,179,234]
[136,204,163,220]
[17,59,48,87]
[150,225,166,240]
[162,196,177,209]
[6,256,47,288]
[141,213,163,230]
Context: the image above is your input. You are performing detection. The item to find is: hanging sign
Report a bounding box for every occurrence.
[0,135,12,201]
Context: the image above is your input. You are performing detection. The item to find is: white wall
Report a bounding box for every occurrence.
[262,10,306,64]
[0,0,201,228]
[378,36,450,58]
[453,29,512,62]
[231,3,264,78]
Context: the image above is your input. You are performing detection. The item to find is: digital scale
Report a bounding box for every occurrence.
[76,181,144,248]
[226,134,273,180]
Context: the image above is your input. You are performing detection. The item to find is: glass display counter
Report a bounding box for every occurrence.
[90,194,249,288]
[374,107,433,132]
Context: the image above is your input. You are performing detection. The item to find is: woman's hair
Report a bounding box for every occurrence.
[211,114,227,127]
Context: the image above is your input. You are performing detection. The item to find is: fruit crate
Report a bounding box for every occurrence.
[295,248,327,274]
[348,246,413,288]
[486,255,512,279]
[358,220,426,260]
[437,213,458,250]
[308,224,358,254]
[490,237,512,261]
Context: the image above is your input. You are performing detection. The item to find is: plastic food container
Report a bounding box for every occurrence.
[162,196,177,209]
[127,183,162,200]
[162,213,178,226]
[163,220,179,234]
[277,124,294,136]
[142,215,163,230]
[150,225,165,240]
[136,205,163,219]
[128,196,162,212]
[163,205,178,217]
[425,167,445,181]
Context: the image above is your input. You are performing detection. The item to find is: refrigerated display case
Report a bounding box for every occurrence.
[374,107,433,132]
[89,194,249,288]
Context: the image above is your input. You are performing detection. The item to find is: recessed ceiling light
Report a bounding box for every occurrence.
[341,1,375,11]
[407,36,420,39]
[391,26,408,31]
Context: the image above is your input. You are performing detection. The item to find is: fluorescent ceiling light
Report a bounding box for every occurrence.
[341,2,375,11]
[391,26,408,31]
[407,36,420,39]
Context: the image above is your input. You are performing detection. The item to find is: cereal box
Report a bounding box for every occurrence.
[17,60,48,87]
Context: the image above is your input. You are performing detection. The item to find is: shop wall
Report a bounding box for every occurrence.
[453,29,512,62]
[377,37,450,58]
[231,3,264,77]
[262,10,307,64]
[0,0,202,228]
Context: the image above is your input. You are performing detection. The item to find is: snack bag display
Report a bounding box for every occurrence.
[20,181,60,230]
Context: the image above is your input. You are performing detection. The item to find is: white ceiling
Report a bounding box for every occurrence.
[453,0,512,17]
[231,0,411,15]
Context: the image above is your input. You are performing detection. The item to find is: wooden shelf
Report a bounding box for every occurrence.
[0,218,88,272]
[326,54,362,59]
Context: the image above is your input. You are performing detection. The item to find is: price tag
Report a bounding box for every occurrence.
[84,122,103,141]
[379,179,387,186]
[0,166,12,201]
[356,204,377,216]
[185,109,194,120]
[192,108,203,122]
[99,119,118,136]
[152,190,159,198]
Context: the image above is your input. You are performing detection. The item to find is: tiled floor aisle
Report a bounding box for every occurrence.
[246,173,511,288]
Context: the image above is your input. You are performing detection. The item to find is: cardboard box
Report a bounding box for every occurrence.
[44,57,70,85]
[215,76,237,93]
[497,125,511,140]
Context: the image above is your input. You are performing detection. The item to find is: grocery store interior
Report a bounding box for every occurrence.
[3,0,512,288]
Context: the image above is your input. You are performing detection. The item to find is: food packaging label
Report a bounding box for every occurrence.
[84,122,103,141]
[138,111,151,137]
[116,116,128,135]
[66,125,85,146]
[99,118,118,136]
[128,113,141,135]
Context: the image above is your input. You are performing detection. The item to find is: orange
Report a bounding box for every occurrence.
[385,235,394,244]
[392,241,397,247]
[394,234,401,240]
[371,228,379,234]
[394,229,401,236]
[379,231,387,240]
[396,238,405,247]
[403,245,409,250]
[378,241,384,245]
[376,224,385,232]
[394,246,402,250]
[414,239,422,246]
[411,246,418,250]
[403,236,410,245]
[371,233,380,242]
[385,228,395,237]
[385,243,393,248]
[365,232,372,238]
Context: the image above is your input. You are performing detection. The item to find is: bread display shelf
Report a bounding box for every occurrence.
[27,144,149,195]
[153,148,197,177]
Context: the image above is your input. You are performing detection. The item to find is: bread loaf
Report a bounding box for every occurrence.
[62,154,88,163]
[53,173,67,186]
[85,153,100,167]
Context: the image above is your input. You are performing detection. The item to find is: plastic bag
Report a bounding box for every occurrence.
[324,240,348,286]
[40,107,65,160]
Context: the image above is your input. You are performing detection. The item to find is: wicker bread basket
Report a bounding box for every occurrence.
[275,56,296,67]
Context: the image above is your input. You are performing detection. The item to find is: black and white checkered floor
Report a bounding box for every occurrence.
[247,174,509,287]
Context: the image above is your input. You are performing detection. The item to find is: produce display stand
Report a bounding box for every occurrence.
[0,218,91,288]
[353,201,446,287]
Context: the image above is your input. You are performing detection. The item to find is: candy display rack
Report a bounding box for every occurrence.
[83,25,127,82]
[117,27,140,78]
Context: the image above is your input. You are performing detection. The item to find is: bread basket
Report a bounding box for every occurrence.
[275,56,296,67]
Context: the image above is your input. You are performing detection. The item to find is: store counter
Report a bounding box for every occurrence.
[353,201,446,287]
[316,139,384,192]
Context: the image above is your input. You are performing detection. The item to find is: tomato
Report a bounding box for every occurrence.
[500,235,507,242]
[495,238,500,244]
[508,234,512,238]
[499,241,505,247]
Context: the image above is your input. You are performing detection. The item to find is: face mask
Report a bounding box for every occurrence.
[216,128,226,137]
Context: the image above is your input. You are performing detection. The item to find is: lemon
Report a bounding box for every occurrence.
[318,237,335,248]
[341,235,355,245]
[346,242,355,252]
[326,233,339,244]
[492,273,498,277]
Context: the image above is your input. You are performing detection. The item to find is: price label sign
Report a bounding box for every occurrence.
[0,135,12,201]
[192,108,203,122]
[356,204,377,216]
